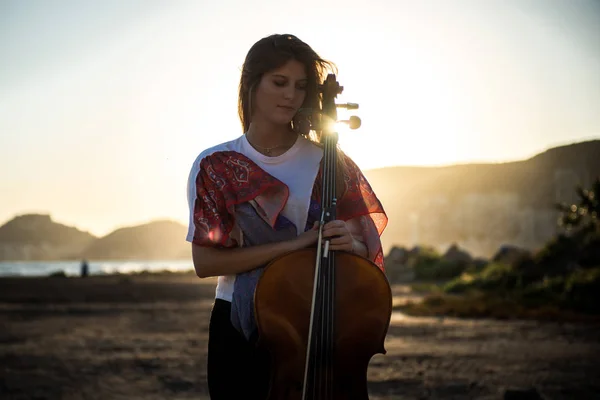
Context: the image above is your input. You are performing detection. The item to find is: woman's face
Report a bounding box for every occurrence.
[252,59,308,127]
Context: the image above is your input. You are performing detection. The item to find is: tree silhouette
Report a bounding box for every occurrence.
[556,177,599,235]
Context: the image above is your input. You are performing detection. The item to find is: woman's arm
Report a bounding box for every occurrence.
[192,223,319,278]
[192,217,371,278]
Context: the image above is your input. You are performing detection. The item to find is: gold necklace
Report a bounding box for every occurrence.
[247,135,296,155]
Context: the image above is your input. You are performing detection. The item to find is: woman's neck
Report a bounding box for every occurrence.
[246,120,295,148]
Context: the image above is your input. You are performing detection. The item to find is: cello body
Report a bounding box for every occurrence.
[254,249,392,399]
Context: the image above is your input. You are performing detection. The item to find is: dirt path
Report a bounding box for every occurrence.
[369,313,600,399]
[0,277,598,399]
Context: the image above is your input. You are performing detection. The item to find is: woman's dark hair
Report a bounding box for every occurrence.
[238,34,336,141]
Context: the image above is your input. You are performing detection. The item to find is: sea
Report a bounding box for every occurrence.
[0,260,195,277]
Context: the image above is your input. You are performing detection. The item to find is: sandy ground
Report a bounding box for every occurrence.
[0,274,599,400]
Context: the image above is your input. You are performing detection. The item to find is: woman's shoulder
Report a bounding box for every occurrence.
[188,135,246,169]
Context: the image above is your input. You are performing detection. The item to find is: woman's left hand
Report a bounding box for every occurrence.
[321,220,355,252]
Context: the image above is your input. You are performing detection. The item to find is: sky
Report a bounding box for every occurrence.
[1,0,599,237]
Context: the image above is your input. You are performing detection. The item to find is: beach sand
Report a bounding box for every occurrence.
[1,273,599,400]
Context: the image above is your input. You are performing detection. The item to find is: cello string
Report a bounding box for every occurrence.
[326,132,336,398]
[316,132,330,399]
[331,133,336,398]
[304,208,325,400]
[315,130,331,399]
[331,132,338,398]
[305,164,328,400]
[324,131,333,397]
[329,132,336,399]
[315,263,325,399]
[304,234,317,400]
[314,265,321,399]
[322,133,329,399]
[321,132,332,399]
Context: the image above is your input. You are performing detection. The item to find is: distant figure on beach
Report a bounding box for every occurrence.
[80,259,89,277]
[185,34,387,399]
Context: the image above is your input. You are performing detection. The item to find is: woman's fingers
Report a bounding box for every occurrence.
[322,227,345,238]
[328,242,353,251]
[326,236,352,246]
[322,222,351,237]
[319,220,355,252]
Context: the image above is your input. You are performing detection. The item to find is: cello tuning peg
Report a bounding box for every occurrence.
[336,103,359,110]
[348,116,361,129]
[338,116,361,130]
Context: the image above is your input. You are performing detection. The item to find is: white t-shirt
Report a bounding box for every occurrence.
[186,134,323,301]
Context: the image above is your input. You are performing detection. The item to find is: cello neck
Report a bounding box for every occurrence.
[319,74,342,225]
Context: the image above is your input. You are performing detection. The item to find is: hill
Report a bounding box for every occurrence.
[81,220,189,260]
[0,215,189,261]
[363,140,600,257]
[0,214,96,261]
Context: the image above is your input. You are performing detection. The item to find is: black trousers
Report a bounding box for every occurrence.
[207,299,271,399]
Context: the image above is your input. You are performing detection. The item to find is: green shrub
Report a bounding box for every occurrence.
[442,262,522,294]
[534,234,579,276]
[562,267,600,313]
[443,275,476,294]
[415,259,469,280]
[580,233,600,268]
[410,246,472,281]
[519,276,565,306]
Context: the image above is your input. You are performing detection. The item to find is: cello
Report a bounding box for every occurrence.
[254,73,392,399]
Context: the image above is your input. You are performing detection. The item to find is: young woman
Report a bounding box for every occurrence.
[186,33,388,399]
